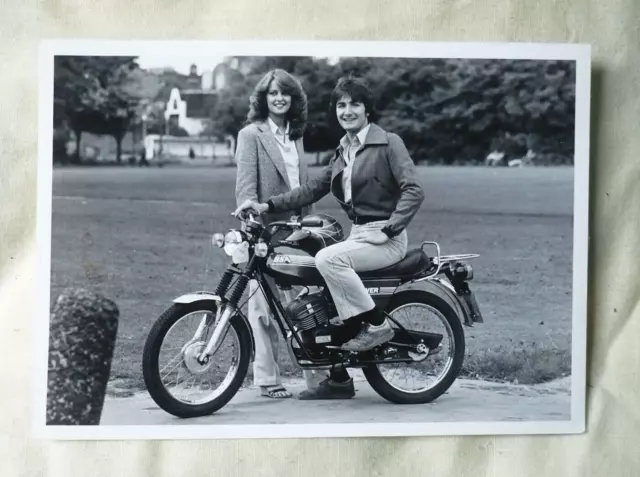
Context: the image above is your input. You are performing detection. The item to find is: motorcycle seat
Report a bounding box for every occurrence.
[358,248,431,280]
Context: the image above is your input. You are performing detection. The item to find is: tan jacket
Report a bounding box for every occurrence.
[234,120,312,225]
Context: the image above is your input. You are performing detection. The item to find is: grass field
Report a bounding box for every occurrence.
[50,165,575,389]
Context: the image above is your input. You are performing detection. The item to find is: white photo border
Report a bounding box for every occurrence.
[34,39,591,440]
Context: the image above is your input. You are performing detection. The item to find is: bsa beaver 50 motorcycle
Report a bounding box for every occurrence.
[142,212,484,418]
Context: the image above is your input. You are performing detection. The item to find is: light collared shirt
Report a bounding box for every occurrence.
[339,123,371,204]
[268,117,300,190]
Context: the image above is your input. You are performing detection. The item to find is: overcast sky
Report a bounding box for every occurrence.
[135,55,340,75]
[135,55,224,75]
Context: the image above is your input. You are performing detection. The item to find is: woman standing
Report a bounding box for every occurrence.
[235,75,425,400]
[235,69,328,399]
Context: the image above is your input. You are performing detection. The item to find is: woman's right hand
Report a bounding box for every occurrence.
[233,199,269,219]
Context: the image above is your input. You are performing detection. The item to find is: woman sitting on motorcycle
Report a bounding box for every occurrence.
[234,75,425,399]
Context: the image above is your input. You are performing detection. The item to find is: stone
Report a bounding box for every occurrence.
[46,288,119,425]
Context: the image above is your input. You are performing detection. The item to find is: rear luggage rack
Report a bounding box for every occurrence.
[414,243,480,282]
[413,241,442,281]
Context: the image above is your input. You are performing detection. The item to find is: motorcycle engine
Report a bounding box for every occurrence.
[285,291,348,353]
[284,291,333,331]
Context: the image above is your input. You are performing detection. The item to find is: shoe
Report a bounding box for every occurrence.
[340,319,395,352]
[260,385,292,399]
[298,378,355,400]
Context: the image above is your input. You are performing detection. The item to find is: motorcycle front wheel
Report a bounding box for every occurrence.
[142,300,252,418]
[363,290,466,405]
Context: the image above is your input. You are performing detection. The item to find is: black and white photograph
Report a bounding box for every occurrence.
[35,40,590,439]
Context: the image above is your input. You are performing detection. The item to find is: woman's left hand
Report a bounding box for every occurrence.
[351,229,390,245]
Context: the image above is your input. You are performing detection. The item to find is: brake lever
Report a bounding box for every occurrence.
[231,209,258,223]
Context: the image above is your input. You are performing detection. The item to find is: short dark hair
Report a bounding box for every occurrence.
[328,75,378,128]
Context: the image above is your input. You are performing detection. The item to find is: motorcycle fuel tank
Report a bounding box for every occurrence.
[265,253,324,286]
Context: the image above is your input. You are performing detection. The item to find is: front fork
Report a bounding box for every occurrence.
[194,263,254,364]
[180,308,219,354]
[196,306,235,364]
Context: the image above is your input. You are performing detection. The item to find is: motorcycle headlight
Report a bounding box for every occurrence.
[223,230,249,263]
[255,241,269,258]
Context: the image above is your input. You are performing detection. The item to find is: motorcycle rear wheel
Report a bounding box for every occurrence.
[363,290,465,405]
[142,300,252,418]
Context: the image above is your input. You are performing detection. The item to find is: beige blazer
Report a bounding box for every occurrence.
[235,120,313,225]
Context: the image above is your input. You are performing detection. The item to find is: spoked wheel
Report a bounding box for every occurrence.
[363,291,465,404]
[142,300,252,418]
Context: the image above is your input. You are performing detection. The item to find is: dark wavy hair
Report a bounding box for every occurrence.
[328,75,379,131]
[246,69,308,140]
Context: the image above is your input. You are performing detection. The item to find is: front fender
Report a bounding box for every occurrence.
[173,291,221,304]
[396,278,474,326]
[172,291,256,360]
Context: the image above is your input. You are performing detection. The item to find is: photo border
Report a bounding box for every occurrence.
[34,39,590,440]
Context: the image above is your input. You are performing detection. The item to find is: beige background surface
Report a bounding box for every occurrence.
[1,0,638,475]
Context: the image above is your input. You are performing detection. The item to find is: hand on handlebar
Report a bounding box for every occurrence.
[232,200,269,219]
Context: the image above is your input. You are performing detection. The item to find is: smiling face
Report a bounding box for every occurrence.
[336,95,369,134]
[266,80,292,118]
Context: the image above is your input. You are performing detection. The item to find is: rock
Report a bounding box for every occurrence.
[46,288,119,425]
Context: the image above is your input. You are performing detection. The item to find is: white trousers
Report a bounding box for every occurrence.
[247,276,329,388]
[315,221,408,320]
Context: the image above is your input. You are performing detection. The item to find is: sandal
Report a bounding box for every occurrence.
[260,385,292,399]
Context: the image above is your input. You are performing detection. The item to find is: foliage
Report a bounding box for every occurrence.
[167,123,190,137]
[53,55,576,166]
[54,56,148,162]
[205,56,576,165]
[203,78,253,140]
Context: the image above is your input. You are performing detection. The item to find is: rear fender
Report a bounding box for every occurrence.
[172,291,256,360]
[395,278,474,327]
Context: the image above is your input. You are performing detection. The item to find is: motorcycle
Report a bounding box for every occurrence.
[142,212,484,418]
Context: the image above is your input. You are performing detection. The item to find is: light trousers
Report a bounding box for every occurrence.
[247,276,329,388]
[314,221,408,321]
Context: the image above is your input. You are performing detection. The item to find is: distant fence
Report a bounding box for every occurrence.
[144,134,235,162]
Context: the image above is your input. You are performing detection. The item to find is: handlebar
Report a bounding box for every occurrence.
[235,209,321,228]
[234,209,323,238]
[300,218,323,227]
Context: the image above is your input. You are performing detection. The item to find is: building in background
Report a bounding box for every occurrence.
[64,58,250,164]
[141,58,251,163]
[162,58,249,136]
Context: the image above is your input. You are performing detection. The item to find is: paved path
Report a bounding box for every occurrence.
[101,375,571,426]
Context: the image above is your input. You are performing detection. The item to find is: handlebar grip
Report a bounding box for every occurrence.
[301,218,323,227]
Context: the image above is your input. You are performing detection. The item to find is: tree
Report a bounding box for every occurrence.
[203,78,252,144]
[205,56,340,150]
[168,123,190,137]
[367,58,576,164]
[54,56,144,163]
[199,56,576,166]
[298,58,342,163]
